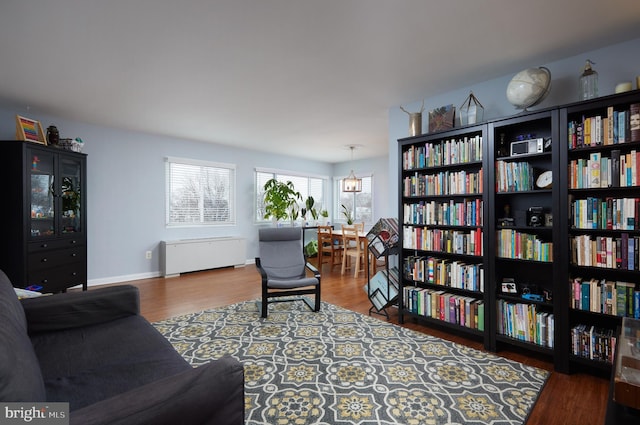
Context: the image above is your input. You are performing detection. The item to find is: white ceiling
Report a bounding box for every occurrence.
[1,1,639,163]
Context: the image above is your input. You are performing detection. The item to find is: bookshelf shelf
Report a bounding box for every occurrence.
[495,334,554,356]
[403,309,485,338]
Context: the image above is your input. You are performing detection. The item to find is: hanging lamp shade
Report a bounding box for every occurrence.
[342,170,362,192]
[342,145,362,192]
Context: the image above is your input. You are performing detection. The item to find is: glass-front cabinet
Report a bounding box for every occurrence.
[29,149,83,239]
[0,141,87,292]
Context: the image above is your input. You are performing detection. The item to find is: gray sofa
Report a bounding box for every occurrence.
[0,269,244,425]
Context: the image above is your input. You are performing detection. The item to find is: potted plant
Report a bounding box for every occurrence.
[341,204,354,225]
[305,196,319,224]
[262,179,301,225]
[320,208,329,224]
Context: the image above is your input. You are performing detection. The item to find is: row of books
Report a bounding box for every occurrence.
[570,233,640,270]
[497,299,554,348]
[403,255,484,292]
[567,103,640,149]
[496,229,553,262]
[403,170,483,197]
[570,276,639,318]
[495,160,535,193]
[570,324,617,364]
[402,199,483,226]
[403,226,483,256]
[569,149,640,189]
[402,136,483,170]
[403,285,485,330]
[571,197,639,230]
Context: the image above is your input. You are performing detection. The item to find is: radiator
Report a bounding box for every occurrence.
[161,237,246,277]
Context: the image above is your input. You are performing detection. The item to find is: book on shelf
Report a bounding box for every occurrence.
[402,135,483,170]
[497,299,553,348]
[570,197,639,230]
[571,234,640,270]
[569,104,637,148]
[403,198,483,227]
[402,285,483,330]
[403,255,484,292]
[495,160,534,193]
[570,276,639,318]
[631,103,640,142]
[497,229,553,262]
[402,226,483,256]
[571,324,617,364]
[403,169,483,197]
[569,150,640,189]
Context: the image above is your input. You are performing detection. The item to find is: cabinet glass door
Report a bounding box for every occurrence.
[60,156,83,234]
[29,150,56,239]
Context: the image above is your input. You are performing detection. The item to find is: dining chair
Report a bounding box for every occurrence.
[341,223,366,278]
[317,225,343,271]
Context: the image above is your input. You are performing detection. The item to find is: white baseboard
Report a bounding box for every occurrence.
[71,271,162,289]
[75,260,252,289]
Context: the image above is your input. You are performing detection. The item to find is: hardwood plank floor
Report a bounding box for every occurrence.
[118,263,609,425]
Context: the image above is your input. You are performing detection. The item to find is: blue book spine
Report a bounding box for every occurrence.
[635,291,640,319]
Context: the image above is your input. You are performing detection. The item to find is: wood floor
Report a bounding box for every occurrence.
[119,262,609,425]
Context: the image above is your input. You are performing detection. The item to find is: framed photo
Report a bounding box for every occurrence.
[428,104,455,133]
[15,115,46,145]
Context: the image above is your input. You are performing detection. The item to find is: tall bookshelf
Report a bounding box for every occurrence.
[487,110,563,370]
[398,125,491,349]
[559,90,640,374]
[397,89,640,374]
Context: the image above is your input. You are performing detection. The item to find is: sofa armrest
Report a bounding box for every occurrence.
[70,356,244,425]
[21,285,140,334]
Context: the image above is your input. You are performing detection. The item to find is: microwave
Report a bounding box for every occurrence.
[510,138,543,156]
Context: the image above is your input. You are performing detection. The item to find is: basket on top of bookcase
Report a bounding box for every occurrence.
[58,138,83,153]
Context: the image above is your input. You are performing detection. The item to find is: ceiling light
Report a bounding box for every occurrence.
[342,145,362,193]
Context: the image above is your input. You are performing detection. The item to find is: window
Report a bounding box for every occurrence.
[256,169,326,222]
[166,157,235,226]
[336,175,373,224]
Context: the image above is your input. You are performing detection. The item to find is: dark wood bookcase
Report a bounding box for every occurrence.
[559,90,640,374]
[397,89,640,374]
[397,124,491,349]
[0,141,87,293]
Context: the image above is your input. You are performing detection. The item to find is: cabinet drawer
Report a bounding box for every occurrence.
[28,237,85,252]
[28,262,86,293]
[28,247,86,270]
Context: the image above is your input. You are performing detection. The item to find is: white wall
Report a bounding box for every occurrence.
[387,37,640,205]
[0,107,390,284]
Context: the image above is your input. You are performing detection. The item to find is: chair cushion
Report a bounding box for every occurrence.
[268,277,319,289]
[0,269,46,402]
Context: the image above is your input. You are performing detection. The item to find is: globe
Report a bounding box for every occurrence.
[506,67,551,110]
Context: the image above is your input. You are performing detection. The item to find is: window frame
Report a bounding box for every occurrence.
[165,156,236,227]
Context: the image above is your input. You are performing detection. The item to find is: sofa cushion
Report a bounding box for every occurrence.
[0,269,46,402]
[31,314,191,410]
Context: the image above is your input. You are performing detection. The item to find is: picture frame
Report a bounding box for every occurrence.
[15,115,46,145]
[428,104,455,133]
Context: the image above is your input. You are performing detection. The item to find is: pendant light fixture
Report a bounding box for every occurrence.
[342,145,362,193]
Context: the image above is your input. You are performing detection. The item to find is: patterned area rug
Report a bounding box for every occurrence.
[154,300,549,425]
